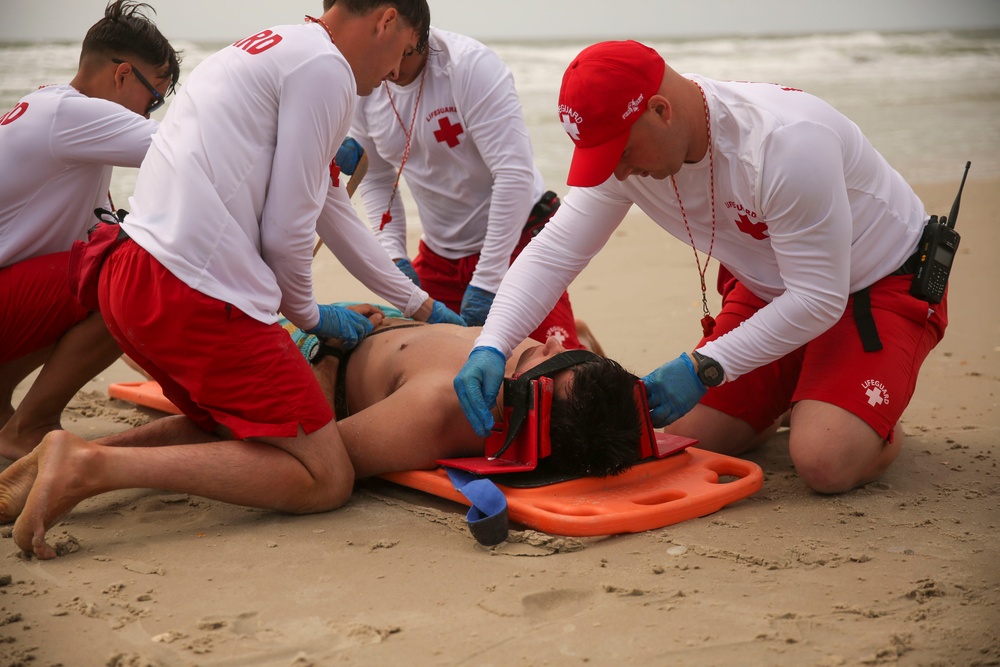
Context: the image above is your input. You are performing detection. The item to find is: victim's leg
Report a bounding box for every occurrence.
[12,419,355,559]
[0,313,122,460]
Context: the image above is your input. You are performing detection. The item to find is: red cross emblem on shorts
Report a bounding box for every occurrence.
[433,117,464,147]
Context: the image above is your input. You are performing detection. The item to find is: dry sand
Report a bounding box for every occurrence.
[2,179,997,666]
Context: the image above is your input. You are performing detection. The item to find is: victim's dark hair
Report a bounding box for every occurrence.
[547,358,643,478]
[81,0,182,93]
[321,0,431,52]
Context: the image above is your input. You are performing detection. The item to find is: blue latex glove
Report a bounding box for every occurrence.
[426,300,466,326]
[305,304,374,349]
[394,257,421,287]
[453,346,507,438]
[642,353,707,428]
[335,137,364,175]
[459,284,496,327]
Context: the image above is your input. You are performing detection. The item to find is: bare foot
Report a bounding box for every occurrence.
[13,431,95,560]
[0,451,39,522]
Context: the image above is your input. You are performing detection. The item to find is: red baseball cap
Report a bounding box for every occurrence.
[558,41,666,187]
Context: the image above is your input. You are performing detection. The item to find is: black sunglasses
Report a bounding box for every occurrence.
[112,58,164,114]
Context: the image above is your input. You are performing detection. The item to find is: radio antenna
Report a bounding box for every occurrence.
[945,161,972,229]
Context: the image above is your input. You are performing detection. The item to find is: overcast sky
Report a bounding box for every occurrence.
[2,0,999,43]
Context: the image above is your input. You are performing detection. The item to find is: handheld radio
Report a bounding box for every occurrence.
[909,161,971,304]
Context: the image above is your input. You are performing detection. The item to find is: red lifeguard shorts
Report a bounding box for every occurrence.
[98,240,333,439]
[412,240,582,349]
[699,273,948,441]
[0,251,89,364]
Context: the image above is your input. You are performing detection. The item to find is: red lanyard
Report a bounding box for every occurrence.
[380,62,427,230]
[671,81,716,337]
[303,15,335,43]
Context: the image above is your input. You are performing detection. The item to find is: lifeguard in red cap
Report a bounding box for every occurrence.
[455,40,949,494]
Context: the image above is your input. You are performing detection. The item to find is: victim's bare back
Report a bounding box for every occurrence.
[319,320,536,478]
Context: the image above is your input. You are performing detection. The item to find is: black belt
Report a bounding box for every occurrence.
[853,287,882,353]
[854,246,922,352]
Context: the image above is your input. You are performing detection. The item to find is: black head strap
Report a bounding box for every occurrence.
[490,349,601,460]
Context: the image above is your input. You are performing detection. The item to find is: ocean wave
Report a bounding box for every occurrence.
[2,30,997,188]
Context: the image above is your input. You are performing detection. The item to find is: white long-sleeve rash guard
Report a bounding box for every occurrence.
[352,27,545,295]
[475,76,926,381]
[123,23,429,332]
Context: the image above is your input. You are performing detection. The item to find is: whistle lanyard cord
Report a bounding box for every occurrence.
[380,63,427,230]
[670,81,717,336]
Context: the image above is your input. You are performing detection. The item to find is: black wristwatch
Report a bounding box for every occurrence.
[691,350,724,387]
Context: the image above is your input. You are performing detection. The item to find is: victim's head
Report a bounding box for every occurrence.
[510,338,643,478]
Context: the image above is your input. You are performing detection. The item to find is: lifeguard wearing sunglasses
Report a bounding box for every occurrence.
[111,57,166,115]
